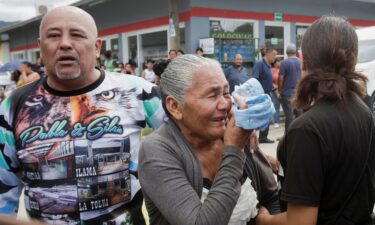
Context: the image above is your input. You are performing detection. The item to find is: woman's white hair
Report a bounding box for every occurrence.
[160,54,222,104]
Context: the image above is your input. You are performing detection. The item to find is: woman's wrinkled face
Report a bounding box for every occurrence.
[178,66,231,140]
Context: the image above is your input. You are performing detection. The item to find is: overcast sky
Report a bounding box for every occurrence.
[0,0,79,22]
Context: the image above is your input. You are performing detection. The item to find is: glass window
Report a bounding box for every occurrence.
[12,52,25,60]
[31,50,40,64]
[110,38,119,59]
[140,30,168,62]
[265,26,284,57]
[296,25,308,53]
[100,40,107,56]
[210,20,255,70]
[128,35,138,65]
[98,40,107,65]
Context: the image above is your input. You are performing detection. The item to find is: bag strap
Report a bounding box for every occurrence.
[333,114,374,224]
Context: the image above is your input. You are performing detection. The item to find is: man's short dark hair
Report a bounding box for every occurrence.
[104,50,112,58]
[153,60,169,76]
[264,47,276,55]
[128,59,138,68]
[22,61,38,72]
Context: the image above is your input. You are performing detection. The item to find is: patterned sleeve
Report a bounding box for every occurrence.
[141,81,166,129]
[0,97,21,215]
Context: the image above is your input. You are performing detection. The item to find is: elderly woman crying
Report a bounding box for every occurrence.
[139,54,279,225]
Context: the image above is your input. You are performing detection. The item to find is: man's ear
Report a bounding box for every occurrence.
[165,96,183,120]
[95,39,102,58]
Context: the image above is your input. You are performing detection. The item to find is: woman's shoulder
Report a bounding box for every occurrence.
[142,124,169,143]
[139,122,189,167]
[141,123,178,153]
[293,96,370,131]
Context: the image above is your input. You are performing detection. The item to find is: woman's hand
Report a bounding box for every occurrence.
[223,94,252,150]
[265,155,280,174]
[224,112,250,150]
[256,207,271,225]
[258,206,270,215]
[248,130,259,151]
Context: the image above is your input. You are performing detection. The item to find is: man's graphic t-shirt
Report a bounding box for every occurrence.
[0,70,165,224]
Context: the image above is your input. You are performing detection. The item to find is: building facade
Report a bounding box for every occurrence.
[1,0,375,71]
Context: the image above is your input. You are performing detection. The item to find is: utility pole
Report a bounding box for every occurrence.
[168,0,180,50]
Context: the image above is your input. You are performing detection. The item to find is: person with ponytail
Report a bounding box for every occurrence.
[257,16,375,225]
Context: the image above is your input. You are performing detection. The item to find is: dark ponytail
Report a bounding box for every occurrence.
[294,16,367,110]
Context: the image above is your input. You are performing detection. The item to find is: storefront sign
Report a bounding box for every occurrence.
[211,32,252,40]
[199,38,214,54]
[274,12,283,21]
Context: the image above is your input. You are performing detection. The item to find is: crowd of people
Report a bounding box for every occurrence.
[0,5,374,225]
[0,61,44,104]
[87,47,203,87]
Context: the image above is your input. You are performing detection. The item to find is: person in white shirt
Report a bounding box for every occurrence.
[141,59,155,82]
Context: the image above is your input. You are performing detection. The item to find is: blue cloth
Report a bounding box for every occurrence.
[0,60,21,73]
[252,59,273,93]
[279,57,301,97]
[232,78,275,130]
[224,65,249,94]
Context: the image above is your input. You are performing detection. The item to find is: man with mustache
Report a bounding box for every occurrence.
[0,6,165,225]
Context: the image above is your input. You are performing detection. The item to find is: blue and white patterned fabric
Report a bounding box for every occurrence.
[232,78,275,130]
